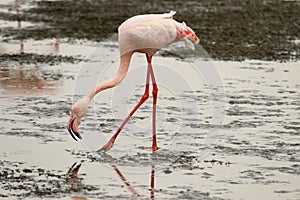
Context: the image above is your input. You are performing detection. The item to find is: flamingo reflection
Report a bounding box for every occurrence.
[101,152,156,199]
[111,164,139,196]
[67,162,82,187]
[0,64,63,94]
[150,164,155,199]
[15,0,23,53]
[0,1,63,94]
[110,163,156,198]
[15,0,60,53]
[67,156,156,199]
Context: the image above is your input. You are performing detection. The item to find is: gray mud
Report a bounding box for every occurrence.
[0,53,81,65]
[0,0,300,61]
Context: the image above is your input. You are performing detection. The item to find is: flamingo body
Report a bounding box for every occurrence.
[119,11,199,55]
[67,11,199,151]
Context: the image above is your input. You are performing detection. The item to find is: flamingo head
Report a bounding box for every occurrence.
[67,97,90,141]
[178,22,200,50]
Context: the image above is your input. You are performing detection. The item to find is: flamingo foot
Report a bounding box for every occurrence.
[144,137,158,151]
[67,118,82,141]
[99,140,115,152]
[144,146,159,151]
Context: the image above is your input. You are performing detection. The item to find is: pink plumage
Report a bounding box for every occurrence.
[118,11,199,55]
[67,11,199,151]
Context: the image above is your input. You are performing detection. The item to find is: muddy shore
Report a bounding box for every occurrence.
[0,0,299,61]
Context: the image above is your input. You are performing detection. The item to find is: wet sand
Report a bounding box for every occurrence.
[0,0,300,199]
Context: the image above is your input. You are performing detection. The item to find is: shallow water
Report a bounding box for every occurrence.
[1,0,300,200]
[0,37,299,200]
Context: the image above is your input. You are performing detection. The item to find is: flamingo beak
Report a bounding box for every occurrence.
[192,34,200,44]
[68,118,82,141]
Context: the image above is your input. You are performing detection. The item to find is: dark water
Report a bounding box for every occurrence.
[0,0,300,199]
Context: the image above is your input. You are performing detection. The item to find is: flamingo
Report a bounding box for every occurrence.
[67,11,199,151]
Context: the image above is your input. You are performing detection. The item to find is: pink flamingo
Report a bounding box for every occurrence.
[67,11,199,151]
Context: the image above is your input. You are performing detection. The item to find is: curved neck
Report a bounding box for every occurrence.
[86,52,133,101]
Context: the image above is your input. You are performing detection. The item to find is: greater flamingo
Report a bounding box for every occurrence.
[67,11,199,151]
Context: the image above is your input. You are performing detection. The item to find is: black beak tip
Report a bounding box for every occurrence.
[68,118,82,141]
[68,127,78,141]
[74,131,82,140]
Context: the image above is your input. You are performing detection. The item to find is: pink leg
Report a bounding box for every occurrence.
[100,58,151,151]
[146,55,158,151]
[100,54,158,152]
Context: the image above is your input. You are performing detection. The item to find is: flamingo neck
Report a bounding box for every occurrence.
[86,52,133,101]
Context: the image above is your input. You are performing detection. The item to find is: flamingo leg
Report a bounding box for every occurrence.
[100,58,151,151]
[100,54,159,152]
[146,55,158,151]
